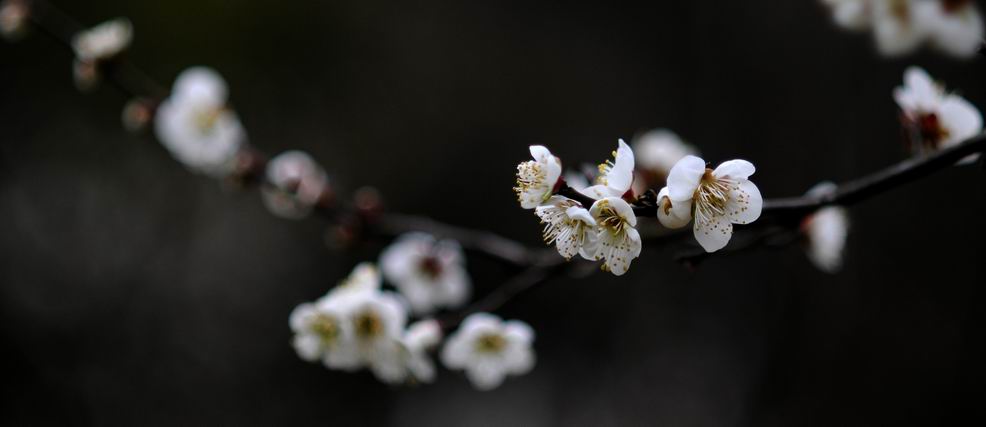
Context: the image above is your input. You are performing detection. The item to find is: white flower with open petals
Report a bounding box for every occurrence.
[154,67,246,176]
[289,294,355,369]
[514,145,562,209]
[894,66,982,162]
[666,156,763,253]
[871,0,934,56]
[582,139,635,199]
[656,186,693,229]
[633,129,699,181]
[380,233,470,315]
[399,320,443,383]
[441,313,535,391]
[586,197,641,275]
[535,196,597,260]
[801,183,850,273]
[262,150,331,219]
[341,289,411,383]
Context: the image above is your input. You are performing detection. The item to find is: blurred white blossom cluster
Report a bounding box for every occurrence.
[71,18,131,90]
[822,0,983,58]
[290,235,535,390]
[894,66,983,162]
[515,137,764,274]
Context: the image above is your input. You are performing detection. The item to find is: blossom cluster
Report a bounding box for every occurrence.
[822,0,983,58]
[515,138,764,274]
[893,66,982,162]
[290,235,535,390]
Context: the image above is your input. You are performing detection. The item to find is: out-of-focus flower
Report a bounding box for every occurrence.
[666,156,763,253]
[585,197,641,275]
[514,145,562,209]
[441,313,535,391]
[582,139,635,200]
[800,182,850,273]
[822,0,984,58]
[535,195,597,260]
[632,129,698,190]
[399,320,443,383]
[563,169,591,192]
[823,0,871,31]
[71,18,132,90]
[894,66,982,162]
[154,67,245,176]
[656,186,693,229]
[380,233,470,315]
[0,0,29,40]
[290,263,412,384]
[261,150,331,219]
[121,97,155,133]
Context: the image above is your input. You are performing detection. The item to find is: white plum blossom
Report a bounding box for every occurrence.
[585,197,641,275]
[582,139,635,199]
[535,195,597,260]
[72,18,132,63]
[514,145,562,209]
[632,129,699,186]
[70,18,132,91]
[801,182,850,273]
[380,233,471,315]
[822,0,984,58]
[154,67,246,176]
[398,320,443,383]
[290,263,412,384]
[261,150,330,219]
[656,186,693,229]
[441,313,535,391]
[894,66,982,162]
[665,155,763,253]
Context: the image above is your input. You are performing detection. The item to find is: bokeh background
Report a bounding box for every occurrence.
[2,0,985,425]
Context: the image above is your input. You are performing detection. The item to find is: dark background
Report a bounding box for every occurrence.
[2,0,985,425]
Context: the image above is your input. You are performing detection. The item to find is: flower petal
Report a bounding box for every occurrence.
[712,159,756,181]
[666,155,706,202]
[726,180,763,225]
[694,214,733,253]
[605,139,635,193]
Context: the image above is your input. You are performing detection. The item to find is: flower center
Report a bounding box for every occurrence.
[595,199,627,236]
[514,161,547,196]
[941,0,972,13]
[916,112,950,149]
[474,332,506,354]
[694,169,733,224]
[192,107,223,135]
[353,310,383,339]
[890,0,911,21]
[310,313,340,344]
[418,256,443,279]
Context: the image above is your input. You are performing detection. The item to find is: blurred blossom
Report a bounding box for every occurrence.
[380,232,470,315]
[665,156,763,253]
[0,0,28,40]
[261,150,330,219]
[290,263,415,384]
[535,195,597,260]
[801,182,850,273]
[584,197,641,275]
[399,320,443,383]
[154,67,246,176]
[822,0,984,58]
[441,313,535,391]
[894,66,982,163]
[121,97,154,133]
[514,145,562,209]
[581,139,636,200]
[631,129,698,191]
[562,169,591,192]
[71,18,132,90]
